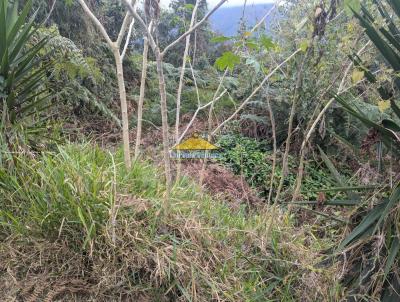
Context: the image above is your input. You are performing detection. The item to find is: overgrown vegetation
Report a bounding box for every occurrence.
[0,144,342,301]
[330,1,400,300]
[217,133,338,200]
[1,0,399,300]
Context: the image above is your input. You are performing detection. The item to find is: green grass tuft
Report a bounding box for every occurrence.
[0,143,343,301]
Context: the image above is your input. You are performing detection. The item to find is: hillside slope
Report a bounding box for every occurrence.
[210,4,275,35]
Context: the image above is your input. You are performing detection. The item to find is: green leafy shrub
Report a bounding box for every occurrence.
[217,134,336,200]
[33,25,122,127]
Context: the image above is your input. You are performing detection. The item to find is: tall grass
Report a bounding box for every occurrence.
[0,143,342,301]
[0,144,160,243]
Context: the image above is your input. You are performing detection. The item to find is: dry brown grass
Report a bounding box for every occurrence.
[0,200,343,301]
[0,144,343,301]
[182,162,262,206]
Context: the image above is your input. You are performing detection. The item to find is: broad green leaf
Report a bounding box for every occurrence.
[7,0,32,52]
[318,146,344,185]
[382,119,400,132]
[306,185,379,193]
[374,0,400,44]
[291,199,360,206]
[77,207,87,230]
[260,35,276,50]
[388,0,400,19]
[390,100,400,119]
[214,51,240,71]
[338,201,387,250]
[351,69,364,83]
[381,273,400,302]
[332,132,360,155]
[378,100,391,112]
[0,0,7,59]
[211,35,231,43]
[245,57,260,73]
[292,205,347,223]
[353,7,400,74]
[299,40,308,52]
[345,0,361,16]
[184,3,194,10]
[318,146,359,201]
[245,40,259,50]
[334,93,400,154]
[243,31,252,37]
[374,184,400,234]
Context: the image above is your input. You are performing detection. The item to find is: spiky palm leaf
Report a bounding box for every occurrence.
[0,0,53,138]
[0,0,56,166]
[333,1,400,300]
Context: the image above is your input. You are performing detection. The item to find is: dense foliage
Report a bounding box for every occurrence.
[1,0,399,300]
[333,1,400,300]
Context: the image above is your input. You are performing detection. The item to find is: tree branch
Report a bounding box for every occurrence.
[212,49,301,135]
[117,13,132,47]
[299,41,371,153]
[121,0,158,51]
[175,0,200,142]
[77,0,114,47]
[43,0,57,25]
[121,17,135,59]
[250,0,281,33]
[291,41,372,201]
[161,0,227,56]
[178,89,227,143]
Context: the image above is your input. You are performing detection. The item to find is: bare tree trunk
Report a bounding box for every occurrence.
[44,0,57,25]
[174,33,192,183]
[266,94,277,205]
[175,37,190,142]
[77,0,134,169]
[291,41,371,201]
[121,0,226,195]
[155,51,172,200]
[175,0,199,142]
[121,14,136,60]
[274,50,310,204]
[134,37,149,160]
[113,47,131,168]
[174,1,199,183]
[199,70,228,186]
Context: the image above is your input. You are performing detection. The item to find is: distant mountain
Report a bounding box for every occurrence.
[210,4,275,36]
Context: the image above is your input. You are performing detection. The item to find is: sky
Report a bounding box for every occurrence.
[160,0,276,8]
